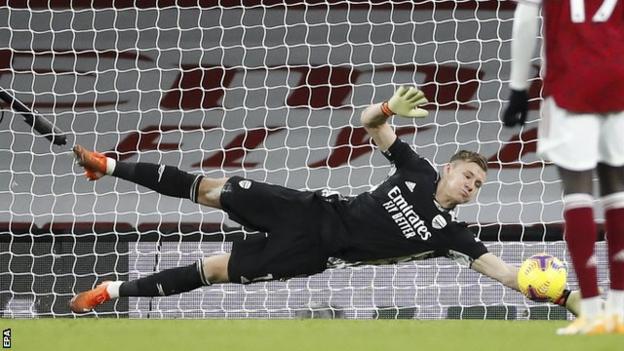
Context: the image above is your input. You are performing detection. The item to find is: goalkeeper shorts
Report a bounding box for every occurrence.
[220,176,339,283]
[538,97,624,171]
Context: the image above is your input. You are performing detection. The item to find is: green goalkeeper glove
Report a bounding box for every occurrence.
[385,86,429,118]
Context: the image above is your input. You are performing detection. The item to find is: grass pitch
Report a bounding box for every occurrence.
[5,319,622,351]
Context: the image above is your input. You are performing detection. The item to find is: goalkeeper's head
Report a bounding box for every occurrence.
[438,150,488,206]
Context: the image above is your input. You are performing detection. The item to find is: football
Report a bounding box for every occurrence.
[517,254,567,301]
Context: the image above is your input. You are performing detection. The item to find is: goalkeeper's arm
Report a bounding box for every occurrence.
[471,253,580,316]
[360,86,428,151]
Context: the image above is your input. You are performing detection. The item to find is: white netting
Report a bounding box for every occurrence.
[0,1,607,319]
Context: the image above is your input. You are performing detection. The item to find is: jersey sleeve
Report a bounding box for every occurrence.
[443,222,488,267]
[381,138,434,173]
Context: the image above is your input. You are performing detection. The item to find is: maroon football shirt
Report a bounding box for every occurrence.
[520,0,624,113]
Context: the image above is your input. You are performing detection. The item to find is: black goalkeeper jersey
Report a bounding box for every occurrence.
[327,138,488,266]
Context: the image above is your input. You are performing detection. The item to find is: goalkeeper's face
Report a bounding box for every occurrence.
[442,160,487,205]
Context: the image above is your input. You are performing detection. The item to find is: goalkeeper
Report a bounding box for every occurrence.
[70,87,579,314]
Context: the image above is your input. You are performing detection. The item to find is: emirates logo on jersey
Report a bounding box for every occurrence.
[382,186,432,241]
[431,214,448,230]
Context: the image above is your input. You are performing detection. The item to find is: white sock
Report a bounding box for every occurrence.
[606,289,624,317]
[106,281,123,299]
[105,158,117,175]
[581,296,603,319]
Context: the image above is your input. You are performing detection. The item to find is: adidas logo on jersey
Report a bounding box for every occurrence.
[431,214,447,229]
[404,181,416,192]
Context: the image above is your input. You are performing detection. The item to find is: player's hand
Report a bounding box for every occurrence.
[502,89,528,127]
[387,86,429,118]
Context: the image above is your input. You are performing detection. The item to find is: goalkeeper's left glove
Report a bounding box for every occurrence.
[384,86,429,118]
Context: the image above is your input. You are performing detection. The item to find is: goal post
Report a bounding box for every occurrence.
[0,1,606,319]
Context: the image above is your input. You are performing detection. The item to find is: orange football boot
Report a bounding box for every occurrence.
[556,315,608,335]
[69,281,112,313]
[606,314,624,334]
[73,145,108,180]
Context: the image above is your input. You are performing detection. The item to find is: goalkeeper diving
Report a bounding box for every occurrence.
[70,87,579,315]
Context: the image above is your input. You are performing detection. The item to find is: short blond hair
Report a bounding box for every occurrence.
[450,150,488,172]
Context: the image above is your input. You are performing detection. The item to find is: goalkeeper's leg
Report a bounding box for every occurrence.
[73,145,225,208]
[70,254,229,313]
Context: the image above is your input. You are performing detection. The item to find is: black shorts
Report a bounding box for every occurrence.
[220,176,334,284]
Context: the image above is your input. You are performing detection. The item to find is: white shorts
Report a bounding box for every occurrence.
[537,97,624,171]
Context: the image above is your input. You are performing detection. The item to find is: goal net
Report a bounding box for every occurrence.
[0,0,607,319]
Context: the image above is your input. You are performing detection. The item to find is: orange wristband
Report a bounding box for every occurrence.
[380,101,394,117]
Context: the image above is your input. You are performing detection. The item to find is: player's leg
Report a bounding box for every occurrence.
[537,98,605,334]
[597,164,624,333]
[73,145,226,208]
[227,231,328,285]
[69,254,230,313]
[558,167,602,310]
[555,170,608,335]
[596,112,624,333]
[218,176,328,233]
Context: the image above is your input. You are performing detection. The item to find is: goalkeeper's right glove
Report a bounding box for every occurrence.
[502,89,528,127]
[383,86,429,118]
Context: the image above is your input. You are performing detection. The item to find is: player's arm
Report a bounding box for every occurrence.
[502,1,540,127]
[360,86,428,151]
[471,252,580,315]
[471,252,519,290]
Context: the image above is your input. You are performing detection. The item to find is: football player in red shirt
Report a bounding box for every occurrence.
[503,0,624,335]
